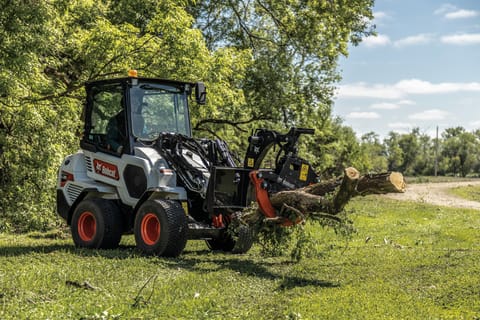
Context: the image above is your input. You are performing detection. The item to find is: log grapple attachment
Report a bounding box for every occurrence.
[243,128,319,226]
[207,127,318,222]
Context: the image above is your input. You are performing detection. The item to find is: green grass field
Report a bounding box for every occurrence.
[449,184,480,203]
[405,176,480,184]
[1,195,480,319]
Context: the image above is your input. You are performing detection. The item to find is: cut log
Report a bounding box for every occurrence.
[301,177,341,196]
[238,168,406,226]
[267,167,360,215]
[356,171,406,195]
[331,167,360,213]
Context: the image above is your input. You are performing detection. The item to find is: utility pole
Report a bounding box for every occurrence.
[434,125,438,177]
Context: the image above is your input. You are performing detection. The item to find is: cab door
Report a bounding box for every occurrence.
[80,80,148,206]
[81,81,128,155]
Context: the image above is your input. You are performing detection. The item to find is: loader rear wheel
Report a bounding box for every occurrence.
[71,198,123,249]
[134,200,187,257]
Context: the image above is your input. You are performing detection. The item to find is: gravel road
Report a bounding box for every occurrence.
[384,180,480,210]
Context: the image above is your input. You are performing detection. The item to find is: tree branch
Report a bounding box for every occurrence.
[227,0,278,49]
[255,0,289,36]
[193,113,273,133]
[192,126,223,139]
[90,35,157,80]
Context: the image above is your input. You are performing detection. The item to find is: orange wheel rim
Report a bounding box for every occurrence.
[78,211,96,242]
[141,213,160,245]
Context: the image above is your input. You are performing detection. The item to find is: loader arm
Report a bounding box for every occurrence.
[243,127,318,190]
[243,127,315,170]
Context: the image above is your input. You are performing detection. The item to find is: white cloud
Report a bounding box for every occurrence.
[469,120,480,127]
[445,9,478,19]
[338,79,480,99]
[370,99,416,110]
[359,32,479,48]
[394,34,434,47]
[395,79,480,94]
[434,4,478,20]
[409,109,450,121]
[373,11,391,23]
[370,102,400,110]
[374,11,388,20]
[434,4,457,15]
[362,34,391,47]
[398,100,416,105]
[346,112,380,119]
[337,82,404,99]
[441,33,480,45]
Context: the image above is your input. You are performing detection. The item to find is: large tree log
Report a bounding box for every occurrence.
[238,168,406,226]
[270,167,362,215]
[356,171,406,195]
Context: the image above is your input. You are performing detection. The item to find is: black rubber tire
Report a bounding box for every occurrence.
[206,224,254,254]
[71,198,123,249]
[206,235,235,252]
[134,199,188,257]
[231,224,254,254]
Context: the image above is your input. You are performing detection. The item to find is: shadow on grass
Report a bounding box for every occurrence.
[0,241,339,290]
[0,243,75,256]
[169,254,340,290]
[0,242,139,259]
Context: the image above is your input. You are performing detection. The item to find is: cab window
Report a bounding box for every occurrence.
[130,83,190,139]
[84,84,126,153]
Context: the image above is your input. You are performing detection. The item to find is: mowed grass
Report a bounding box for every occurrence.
[405,176,480,184]
[449,184,480,202]
[2,196,480,319]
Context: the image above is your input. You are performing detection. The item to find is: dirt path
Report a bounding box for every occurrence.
[384,180,480,210]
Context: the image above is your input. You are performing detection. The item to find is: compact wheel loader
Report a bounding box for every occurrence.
[56,71,318,257]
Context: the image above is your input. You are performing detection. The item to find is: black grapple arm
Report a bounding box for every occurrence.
[243,127,318,190]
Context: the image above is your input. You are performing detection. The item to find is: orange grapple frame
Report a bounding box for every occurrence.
[249,171,301,227]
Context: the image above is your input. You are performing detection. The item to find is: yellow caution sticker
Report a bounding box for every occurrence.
[299,164,309,181]
[181,201,189,215]
[247,157,255,168]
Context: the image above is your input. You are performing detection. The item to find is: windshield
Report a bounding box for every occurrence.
[129,82,191,138]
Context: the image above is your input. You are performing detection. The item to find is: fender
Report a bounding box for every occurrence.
[66,188,98,225]
[133,187,188,215]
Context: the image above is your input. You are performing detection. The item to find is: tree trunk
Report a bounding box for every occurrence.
[356,171,406,195]
[244,168,406,225]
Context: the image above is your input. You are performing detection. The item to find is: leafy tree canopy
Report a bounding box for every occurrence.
[0,0,374,231]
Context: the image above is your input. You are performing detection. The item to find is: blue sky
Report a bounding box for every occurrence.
[333,0,480,139]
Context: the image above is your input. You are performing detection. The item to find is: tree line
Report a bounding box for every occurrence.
[357,127,480,178]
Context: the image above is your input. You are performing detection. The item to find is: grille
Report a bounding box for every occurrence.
[85,156,93,172]
[66,183,83,203]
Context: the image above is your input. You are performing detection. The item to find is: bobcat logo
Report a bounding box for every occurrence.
[93,159,119,180]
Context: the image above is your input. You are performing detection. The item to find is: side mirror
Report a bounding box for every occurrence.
[195,82,207,105]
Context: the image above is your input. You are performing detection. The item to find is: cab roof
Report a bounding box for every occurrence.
[85,76,195,89]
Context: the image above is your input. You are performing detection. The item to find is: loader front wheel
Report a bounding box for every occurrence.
[206,234,235,252]
[206,224,254,254]
[134,200,187,257]
[71,198,123,249]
